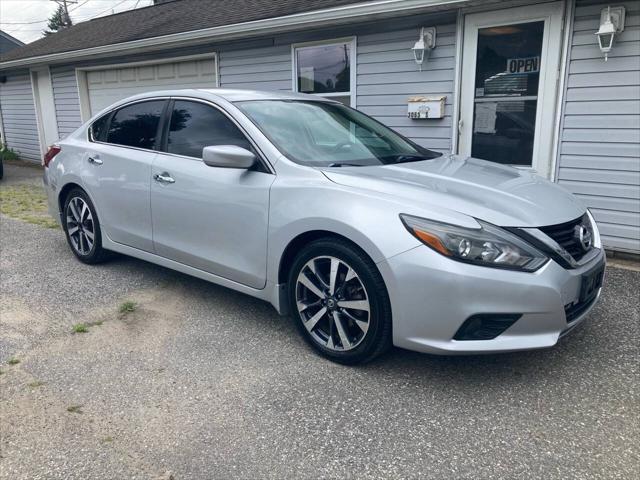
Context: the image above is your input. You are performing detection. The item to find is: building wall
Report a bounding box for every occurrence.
[219,44,292,91]
[5,2,639,252]
[47,15,456,154]
[356,23,456,152]
[0,70,40,161]
[558,0,640,253]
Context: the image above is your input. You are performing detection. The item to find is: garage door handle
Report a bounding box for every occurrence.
[153,172,175,184]
[88,156,103,165]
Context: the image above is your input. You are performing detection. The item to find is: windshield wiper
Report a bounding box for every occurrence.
[389,154,432,164]
[327,162,364,168]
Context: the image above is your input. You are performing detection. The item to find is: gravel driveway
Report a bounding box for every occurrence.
[1,165,638,479]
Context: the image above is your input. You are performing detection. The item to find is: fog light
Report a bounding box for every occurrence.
[453,314,522,341]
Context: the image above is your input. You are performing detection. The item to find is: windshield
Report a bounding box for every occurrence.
[236,100,441,167]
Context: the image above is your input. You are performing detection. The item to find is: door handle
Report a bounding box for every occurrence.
[153,172,175,184]
[88,156,103,165]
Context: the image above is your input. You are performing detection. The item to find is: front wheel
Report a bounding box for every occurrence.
[288,238,392,364]
[62,188,109,264]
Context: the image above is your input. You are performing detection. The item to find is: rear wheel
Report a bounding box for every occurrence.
[62,188,109,264]
[288,238,392,364]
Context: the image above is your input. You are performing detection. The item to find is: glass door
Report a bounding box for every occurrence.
[458,3,564,178]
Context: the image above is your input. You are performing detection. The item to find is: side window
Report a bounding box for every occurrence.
[89,113,110,142]
[106,100,165,149]
[166,100,252,158]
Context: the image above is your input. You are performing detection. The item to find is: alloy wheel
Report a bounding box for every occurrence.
[295,256,370,351]
[66,196,95,256]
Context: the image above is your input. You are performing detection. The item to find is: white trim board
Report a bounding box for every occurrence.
[30,66,59,156]
[291,36,357,107]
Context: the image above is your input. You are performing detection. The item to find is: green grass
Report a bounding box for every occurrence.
[0,183,59,229]
[119,301,137,314]
[67,405,83,414]
[72,319,105,334]
[7,357,20,365]
[0,147,20,162]
[28,381,45,388]
[72,323,89,334]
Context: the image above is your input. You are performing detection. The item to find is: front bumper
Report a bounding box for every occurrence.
[378,245,605,355]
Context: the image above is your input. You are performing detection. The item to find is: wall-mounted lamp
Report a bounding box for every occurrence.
[412,27,436,71]
[595,6,625,61]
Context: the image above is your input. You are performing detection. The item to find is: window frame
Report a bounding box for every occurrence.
[158,97,273,174]
[88,111,114,143]
[291,37,357,107]
[88,98,169,152]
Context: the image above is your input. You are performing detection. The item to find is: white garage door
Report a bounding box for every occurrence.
[86,56,217,114]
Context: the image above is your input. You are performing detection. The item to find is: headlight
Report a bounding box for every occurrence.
[400,214,548,271]
[586,209,602,249]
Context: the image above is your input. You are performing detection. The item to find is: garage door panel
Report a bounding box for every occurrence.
[87,57,217,115]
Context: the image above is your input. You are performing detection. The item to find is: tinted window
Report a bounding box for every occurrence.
[106,100,165,149]
[90,113,110,142]
[167,100,252,158]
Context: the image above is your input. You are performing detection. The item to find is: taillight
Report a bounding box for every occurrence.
[43,145,61,167]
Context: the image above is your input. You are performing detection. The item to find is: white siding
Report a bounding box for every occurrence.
[0,71,40,162]
[357,23,457,153]
[50,67,82,138]
[50,66,82,139]
[558,0,640,253]
[219,45,292,91]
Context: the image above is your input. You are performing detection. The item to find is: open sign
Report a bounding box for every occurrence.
[507,56,540,74]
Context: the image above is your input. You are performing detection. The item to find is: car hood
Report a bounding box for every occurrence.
[321,155,585,227]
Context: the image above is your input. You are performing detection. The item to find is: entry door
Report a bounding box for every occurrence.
[458,3,564,178]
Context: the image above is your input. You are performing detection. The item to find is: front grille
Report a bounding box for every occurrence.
[539,215,589,261]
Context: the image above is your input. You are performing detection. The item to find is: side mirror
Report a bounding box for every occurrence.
[202,145,255,169]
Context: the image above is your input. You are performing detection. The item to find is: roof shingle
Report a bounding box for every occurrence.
[1,0,366,63]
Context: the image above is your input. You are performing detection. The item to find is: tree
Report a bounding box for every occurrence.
[43,5,72,36]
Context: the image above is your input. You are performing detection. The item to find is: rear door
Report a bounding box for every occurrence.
[150,99,274,289]
[84,99,167,252]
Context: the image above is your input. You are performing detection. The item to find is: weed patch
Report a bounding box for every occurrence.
[0,184,59,229]
[119,301,137,315]
[67,405,83,414]
[72,323,89,334]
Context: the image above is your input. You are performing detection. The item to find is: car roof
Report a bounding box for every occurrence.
[117,88,335,104]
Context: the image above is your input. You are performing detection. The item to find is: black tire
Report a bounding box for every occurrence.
[62,188,110,264]
[288,238,392,365]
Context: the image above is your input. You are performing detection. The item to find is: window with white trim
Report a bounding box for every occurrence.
[293,38,356,106]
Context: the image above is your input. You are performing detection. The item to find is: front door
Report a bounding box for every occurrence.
[459,2,564,178]
[151,99,274,289]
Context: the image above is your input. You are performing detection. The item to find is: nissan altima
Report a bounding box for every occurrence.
[43,89,605,364]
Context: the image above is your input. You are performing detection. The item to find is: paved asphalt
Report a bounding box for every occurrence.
[0,166,638,479]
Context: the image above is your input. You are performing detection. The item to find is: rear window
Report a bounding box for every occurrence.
[89,113,110,142]
[106,100,165,150]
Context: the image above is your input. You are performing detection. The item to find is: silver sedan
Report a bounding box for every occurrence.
[43,89,605,364]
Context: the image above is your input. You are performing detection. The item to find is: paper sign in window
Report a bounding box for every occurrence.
[474,103,498,134]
